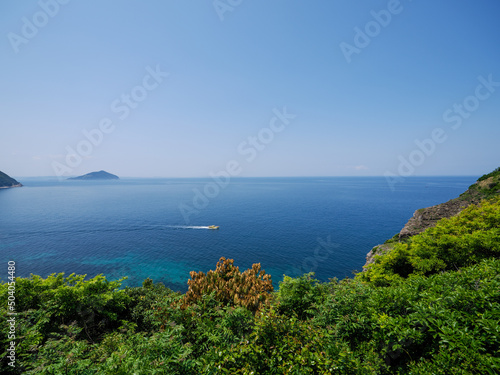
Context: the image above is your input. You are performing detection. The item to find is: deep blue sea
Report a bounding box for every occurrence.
[0,176,477,292]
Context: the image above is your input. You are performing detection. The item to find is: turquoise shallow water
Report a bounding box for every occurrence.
[0,176,477,291]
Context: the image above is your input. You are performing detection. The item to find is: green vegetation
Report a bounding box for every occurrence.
[0,171,21,188]
[2,259,499,373]
[459,167,500,202]
[2,177,500,373]
[359,197,500,286]
[383,233,400,245]
[392,167,500,240]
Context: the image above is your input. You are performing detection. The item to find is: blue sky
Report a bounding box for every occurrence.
[1,0,499,178]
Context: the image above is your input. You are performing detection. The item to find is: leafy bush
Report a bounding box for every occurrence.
[0,273,131,374]
[123,277,180,331]
[205,306,364,374]
[315,259,500,373]
[360,198,500,285]
[182,257,273,313]
[276,272,328,319]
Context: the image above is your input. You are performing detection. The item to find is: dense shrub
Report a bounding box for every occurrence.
[123,277,180,331]
[182,257,273,313]
[276,272,328,319]
[360,197,500,285]
[0,273,131,374]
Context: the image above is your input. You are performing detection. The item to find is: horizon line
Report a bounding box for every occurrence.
[12,174,482,179]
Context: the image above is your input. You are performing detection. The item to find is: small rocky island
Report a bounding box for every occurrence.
[68,170,119,180]
[0,170,22,188]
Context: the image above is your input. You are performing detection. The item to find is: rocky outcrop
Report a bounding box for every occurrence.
[365,243,395,268]
[398,199,471,239]
[363,167,500,270]
[362,199,468,271]
[0,171,22,188]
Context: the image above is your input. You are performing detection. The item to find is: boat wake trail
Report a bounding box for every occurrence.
[165,225,211,230]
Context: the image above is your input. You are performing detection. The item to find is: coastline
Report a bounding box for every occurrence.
[363,167,500,270]
[0,183,23,189]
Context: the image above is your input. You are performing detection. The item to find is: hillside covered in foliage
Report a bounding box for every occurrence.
[0,171,22,188]
[1,172,500,374]
[365,167,500,267]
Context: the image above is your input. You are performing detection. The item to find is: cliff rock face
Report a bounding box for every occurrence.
[398,199,471,239]
[364,243,395,268]
[0,171,22,188]
[363,168,500,270]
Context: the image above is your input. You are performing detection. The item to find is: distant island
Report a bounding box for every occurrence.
[67,170,119,180]
[0,170,22,188]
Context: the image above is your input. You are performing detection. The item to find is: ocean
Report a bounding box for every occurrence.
[0,176,477,292]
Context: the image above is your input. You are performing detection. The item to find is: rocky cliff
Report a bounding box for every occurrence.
[364,167,500,269]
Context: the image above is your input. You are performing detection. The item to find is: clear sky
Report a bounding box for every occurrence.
[1,0,499,178]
